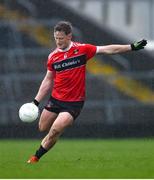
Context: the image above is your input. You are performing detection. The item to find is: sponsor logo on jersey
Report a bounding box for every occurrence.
[52,54,86,72]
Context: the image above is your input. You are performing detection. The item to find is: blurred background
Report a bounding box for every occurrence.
[0,0,154,139]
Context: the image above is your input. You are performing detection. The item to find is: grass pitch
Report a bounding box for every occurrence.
[0,138,154,178]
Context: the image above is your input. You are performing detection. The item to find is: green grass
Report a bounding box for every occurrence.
[0,138,154,178]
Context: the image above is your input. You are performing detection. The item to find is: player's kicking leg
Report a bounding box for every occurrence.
[27,109,57,163]
[27,111,73,163]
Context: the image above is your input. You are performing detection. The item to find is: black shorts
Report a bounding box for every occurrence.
[44,96,84,120]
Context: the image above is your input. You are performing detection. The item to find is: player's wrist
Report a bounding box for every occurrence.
[33,99,39,106]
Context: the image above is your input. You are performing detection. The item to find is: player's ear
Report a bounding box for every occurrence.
[67,33,72,40]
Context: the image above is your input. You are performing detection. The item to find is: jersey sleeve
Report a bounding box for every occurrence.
[84,44,97,61]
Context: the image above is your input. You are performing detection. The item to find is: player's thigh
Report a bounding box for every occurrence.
[50,112,74,133]
[39,109,58,131]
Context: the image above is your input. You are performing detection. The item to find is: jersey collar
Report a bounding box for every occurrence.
[57,41,73,52]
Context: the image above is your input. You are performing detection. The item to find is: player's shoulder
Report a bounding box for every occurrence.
[72,41,87,47]
[72,41,96,49]
[48,48,59,60]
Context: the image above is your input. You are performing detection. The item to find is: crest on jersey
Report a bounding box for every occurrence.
[74,49,79,54]
[64,53,67,59]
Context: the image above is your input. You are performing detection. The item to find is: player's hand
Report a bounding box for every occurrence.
[131,39,147,51]
[32,99,39,106]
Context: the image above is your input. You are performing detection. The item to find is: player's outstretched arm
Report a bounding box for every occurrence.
[97,39,147,55]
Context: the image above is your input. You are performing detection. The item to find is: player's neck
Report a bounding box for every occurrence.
[58,41,73,52]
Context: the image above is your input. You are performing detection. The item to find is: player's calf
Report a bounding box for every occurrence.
[43,128,61,149]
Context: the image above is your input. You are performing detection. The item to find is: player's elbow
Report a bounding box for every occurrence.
[97,45,112,54]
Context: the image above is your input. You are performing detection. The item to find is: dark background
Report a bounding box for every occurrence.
[0,0,154,138]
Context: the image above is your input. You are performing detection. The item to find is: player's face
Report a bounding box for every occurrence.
[54,31,72,50]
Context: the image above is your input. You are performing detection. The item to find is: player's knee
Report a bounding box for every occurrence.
[39,122,47,132]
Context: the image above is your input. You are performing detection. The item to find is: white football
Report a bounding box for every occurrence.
[19,103,39,123]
